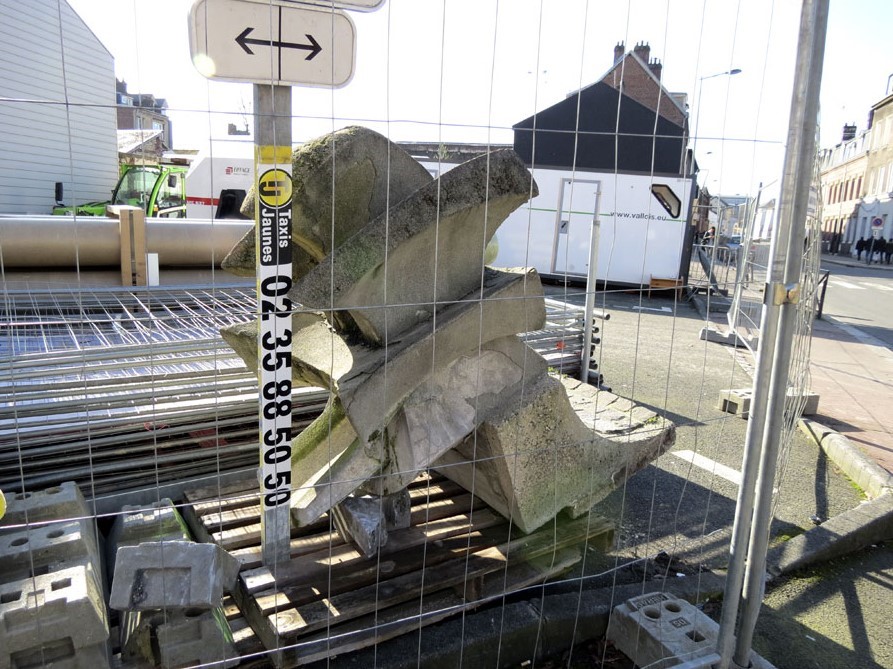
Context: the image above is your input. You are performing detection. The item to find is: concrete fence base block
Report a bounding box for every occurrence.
[157,609,238,669]
[607,592,776,669]
[0,520,97,583]
[110,541,240,611]
[0,482,89,531]
[107,498,192,580]
[5,641,111,669]
[719,388,819,419]
[0,564,109,669]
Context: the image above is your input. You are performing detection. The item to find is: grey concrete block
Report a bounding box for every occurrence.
[3,641,110,669]
[0,564,109,669]
[0,482,89,531]
[156,609,238,669]
[107,498,191,575]
[606,592,778,669]
[719,387,819,418]
[607,592,718,669]
[0,520,96,583]
[109,541,241,611]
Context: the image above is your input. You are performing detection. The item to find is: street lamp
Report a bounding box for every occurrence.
[692,68,742,208]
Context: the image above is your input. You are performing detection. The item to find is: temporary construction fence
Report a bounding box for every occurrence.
[0,1,848,668]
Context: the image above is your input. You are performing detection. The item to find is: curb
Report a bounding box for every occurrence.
[799,418,893,500]
[762,418,893,578]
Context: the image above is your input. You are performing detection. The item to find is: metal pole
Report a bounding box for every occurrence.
[581,188,602,382]
[731,1,829,666]
[254,84,294,565]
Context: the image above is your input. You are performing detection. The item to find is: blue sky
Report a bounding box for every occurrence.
[66,0,893,196]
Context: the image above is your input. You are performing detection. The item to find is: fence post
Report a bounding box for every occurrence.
[715,1,830,667]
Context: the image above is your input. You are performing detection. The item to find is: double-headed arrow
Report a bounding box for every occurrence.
[236,27,322,61]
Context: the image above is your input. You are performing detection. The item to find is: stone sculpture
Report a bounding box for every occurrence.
[221,126,674,553]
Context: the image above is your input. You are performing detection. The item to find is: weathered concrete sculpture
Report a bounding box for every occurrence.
[221,126,674,549]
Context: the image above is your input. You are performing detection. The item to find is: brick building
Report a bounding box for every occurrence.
[116,79,173,149]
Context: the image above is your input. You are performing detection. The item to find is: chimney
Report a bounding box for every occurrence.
[842,124,857,142]
[633,41,650,63]
[649,58,663,80]
[613,41,625,64]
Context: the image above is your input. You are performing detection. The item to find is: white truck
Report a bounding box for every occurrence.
[184,144,255,219]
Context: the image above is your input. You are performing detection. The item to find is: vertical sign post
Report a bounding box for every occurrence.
[189,0,367,566]
[254,85,293,565]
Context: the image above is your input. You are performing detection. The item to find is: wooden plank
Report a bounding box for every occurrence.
[245,514,610,650]
[240,506,500,602]
[228,493,484,569]
[252,510,508,614]
[278,546,583,667]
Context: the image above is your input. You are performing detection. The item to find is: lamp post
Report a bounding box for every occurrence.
[692,68,741,220]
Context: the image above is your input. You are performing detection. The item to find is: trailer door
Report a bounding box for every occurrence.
[551,178,600,276]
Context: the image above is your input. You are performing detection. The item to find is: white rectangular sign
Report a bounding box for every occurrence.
[189,0,356,87]
[278,0,385,11]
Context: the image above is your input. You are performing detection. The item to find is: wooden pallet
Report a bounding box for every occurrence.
[183,474,614,668]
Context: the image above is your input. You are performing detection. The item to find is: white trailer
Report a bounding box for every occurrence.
[420,160,693,286]
[496,169,694,286]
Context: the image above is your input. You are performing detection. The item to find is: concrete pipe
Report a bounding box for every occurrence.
[0,216,252,268]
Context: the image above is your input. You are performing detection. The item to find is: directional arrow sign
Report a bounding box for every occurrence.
[189,0,356,87]
[278,0,385,10]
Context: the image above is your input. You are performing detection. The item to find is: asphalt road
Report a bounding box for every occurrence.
[820,258,893,349]
[543,285,863,576]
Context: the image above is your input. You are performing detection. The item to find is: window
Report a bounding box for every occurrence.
[650,184,682,218]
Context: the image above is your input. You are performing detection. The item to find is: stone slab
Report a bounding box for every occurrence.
[293,149,538,344]
[109,541,240,611]
[156,609,238,669]
[332,496,389,558]
[223,125,432,277]
[435,377,674,534]
[767,493,893,577]
[0,564,109,669]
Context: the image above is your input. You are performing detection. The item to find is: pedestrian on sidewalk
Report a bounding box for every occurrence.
[886,238,893,265]
[874,236,886,264]
[856,236,866,261]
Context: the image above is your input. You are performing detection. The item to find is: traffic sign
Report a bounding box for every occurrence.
[871,216,884,228]
[189,0,356,87]
[279,0,385,10]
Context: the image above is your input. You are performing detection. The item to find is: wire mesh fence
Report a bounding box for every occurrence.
[0,1,858,668]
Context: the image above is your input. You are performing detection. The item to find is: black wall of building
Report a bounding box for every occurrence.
[513,82,686,175]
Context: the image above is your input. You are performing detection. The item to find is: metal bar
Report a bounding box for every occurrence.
[581,190,602,382]
[726,1,829,667]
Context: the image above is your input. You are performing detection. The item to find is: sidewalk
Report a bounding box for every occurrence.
[808,316,893,475]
